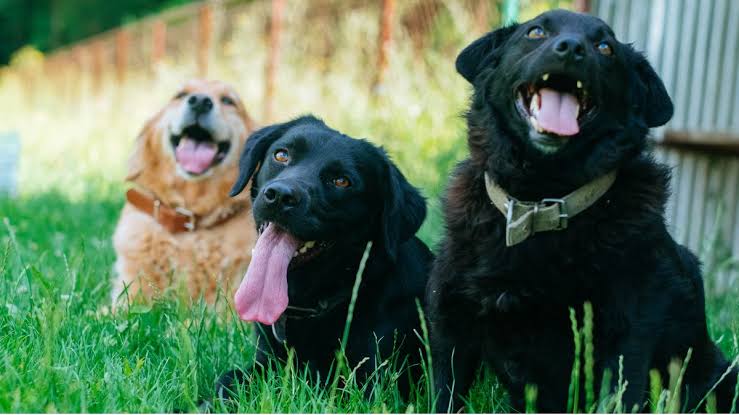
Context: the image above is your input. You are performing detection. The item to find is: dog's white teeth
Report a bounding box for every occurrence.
[542,73,549,81]
[576,103,581,118]
[530,93,539,115]
[577,80,583,89]
[293,251,298,257]
[304,241,316,248]
[530,116,543,133]
[299,246,308,254]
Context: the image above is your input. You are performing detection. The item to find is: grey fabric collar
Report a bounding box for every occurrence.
[483,170,618,246]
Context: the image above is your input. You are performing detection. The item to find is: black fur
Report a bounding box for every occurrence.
[220,115,432,401]
[428,10,737,413]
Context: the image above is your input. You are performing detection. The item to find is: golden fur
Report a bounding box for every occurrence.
[112,79,257,305]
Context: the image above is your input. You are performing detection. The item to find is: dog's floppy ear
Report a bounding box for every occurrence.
[126,110,163,181]
[456,24,518,83]
[126,135,146,182]
[634,56,674,127]
[230,116,317,197]
[379,153,427,261]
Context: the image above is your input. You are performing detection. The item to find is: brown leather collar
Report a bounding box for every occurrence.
[125,188,247,233]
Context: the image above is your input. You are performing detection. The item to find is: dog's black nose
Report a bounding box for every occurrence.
[553,36,585,61]
[187,94,213,114]
[262,182,302,211]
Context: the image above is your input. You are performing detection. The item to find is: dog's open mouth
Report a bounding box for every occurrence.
[233,222,334,325]
[170,125,231,175]
[516,73,594,139]
[256,222,334,267]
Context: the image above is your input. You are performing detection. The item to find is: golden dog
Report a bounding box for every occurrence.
[112,79,257,305]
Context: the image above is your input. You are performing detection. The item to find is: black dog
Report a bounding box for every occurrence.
[218,115,432,401]
[427,10,737,412]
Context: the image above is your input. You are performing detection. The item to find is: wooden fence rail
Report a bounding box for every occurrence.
[27,0,504,119]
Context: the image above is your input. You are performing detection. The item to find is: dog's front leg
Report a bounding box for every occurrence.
[602,341,652,412]
[431,324,481,413]
[215,324,287,402]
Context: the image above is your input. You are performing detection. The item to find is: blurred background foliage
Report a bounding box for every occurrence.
[0,0,570,65]
[0,0,196,64]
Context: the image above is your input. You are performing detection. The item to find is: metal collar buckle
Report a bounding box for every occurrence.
[175,207,197,231]
[505,197,526,223]
[541,198,569,230]
[506,198,515,224]
[153,199,161,220]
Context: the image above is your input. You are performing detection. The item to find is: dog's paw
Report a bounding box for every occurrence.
[217,368,250,399]
[206,367,251,412]
[479,290,527,314]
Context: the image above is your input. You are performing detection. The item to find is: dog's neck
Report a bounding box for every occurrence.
[470,122,671,225]
[468,107,640,201]
[131,155,249,217]
[286,241,377,307]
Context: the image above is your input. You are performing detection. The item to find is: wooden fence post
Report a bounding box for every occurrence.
[151,19,167,75]
[372,0,395,95]
[72,45,85,98]
[46,55,65,95]
[264,0,285,122]
[115,30,130,84]
[472,0,490,34]
[574,0,591,13]
[91,41,104,94]
[197,4,213,77]
[60,51,74,103]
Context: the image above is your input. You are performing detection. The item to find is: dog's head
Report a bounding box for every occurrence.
[457,9,672,168]
[128,79,255,182]
[230,115,426,263]
[229,116,426,324]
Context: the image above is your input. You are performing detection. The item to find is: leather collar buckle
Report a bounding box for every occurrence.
[541,198,569,230]
[175,206,197,231]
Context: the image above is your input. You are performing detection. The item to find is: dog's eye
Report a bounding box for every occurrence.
[221,96,236,106]
[332,176,351,188]
[173,91,188,100]
[526,27,547,39]
[597,42,613,56]
[273,149,289,163]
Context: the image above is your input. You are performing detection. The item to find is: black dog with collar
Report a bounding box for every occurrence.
[427,9,737,412]
[218,115,432,402]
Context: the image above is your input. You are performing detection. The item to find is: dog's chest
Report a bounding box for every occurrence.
[476,301,621,401]
[461,246,601,316]
[480,307,574,371]
[116,205,255,275]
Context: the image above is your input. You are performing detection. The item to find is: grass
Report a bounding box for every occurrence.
[0,0,737,412]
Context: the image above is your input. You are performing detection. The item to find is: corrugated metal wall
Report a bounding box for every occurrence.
[593,0,738,135]
[592,0,738,291]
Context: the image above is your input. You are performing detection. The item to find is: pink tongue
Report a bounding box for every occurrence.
[234,223,300,325]
[175,137,218,174]
[537,88,580,136]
